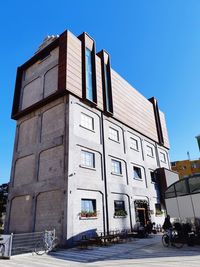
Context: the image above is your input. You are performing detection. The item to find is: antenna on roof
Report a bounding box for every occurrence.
[187,151,190,161]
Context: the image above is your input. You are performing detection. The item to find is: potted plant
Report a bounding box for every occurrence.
[80,211,87,217]
[80,210,97,218]
[114,210,127,217]
[155,210,163,216]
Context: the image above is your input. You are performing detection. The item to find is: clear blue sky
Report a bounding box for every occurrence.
[1,0,200,184]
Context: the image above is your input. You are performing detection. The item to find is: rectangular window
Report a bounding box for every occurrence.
[104,63,113,113]
[114,200,127,216]
[80,113,94,131]
[97,50,113,115]
[150,171,157,183]
[160,152,166,163]
[147,145,154,157]
[189,176,200,193]
[155,203,162,215]
[86,48,94,102]
[192,162,199,169]
[130,138,139,151]
[81,199,96,217]
[109,127,119,142]
[133,166,142,179]
[111,159,122,175]
[175,180,188,196]
[171,162,176,167]
[81,150,95,168]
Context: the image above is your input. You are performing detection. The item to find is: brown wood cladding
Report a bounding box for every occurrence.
[12,30,170,148]
[97,50,113,115]
[58,31,67,91]
[149,97,164,146]
[78,32,97,104]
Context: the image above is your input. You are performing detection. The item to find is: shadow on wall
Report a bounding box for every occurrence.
[65,228,98,247]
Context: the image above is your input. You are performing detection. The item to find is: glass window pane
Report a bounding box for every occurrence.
[133,166,142,179]
[114,200,125,211]
[86,48,94,101]
[130,138,138,150]
[188,176,200,194]
[81,150,94,168]
[109,127,119,142]
[111,159,122,174]
[147,145,154,157]
[150,171,156,183]
[160,152,166,163]
[81,113,94,130]
[165,184,176,199]
[175,180,188,196]
[104,63,112,113]
[81,199,96,212]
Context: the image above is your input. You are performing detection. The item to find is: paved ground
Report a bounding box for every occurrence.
[1,235,200,266]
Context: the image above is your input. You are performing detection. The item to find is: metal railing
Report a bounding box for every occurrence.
[11,230,55,256]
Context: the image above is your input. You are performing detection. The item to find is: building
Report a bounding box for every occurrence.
[171,159,200,179]
[5,30,178,245]
[165,175,200,220]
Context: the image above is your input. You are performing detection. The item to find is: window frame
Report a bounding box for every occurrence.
[130,137,139,151]
[160,151,166,163]
[80,112,94,131]
[150,171,157,183]
[97,50,113,115]
[111,159,122,175]
[78,33,97,105]
[155,203,162,216]
[80,150,95,169]
[146,145,154,157]
[114,200,127,217]
[80,199,97,218]
[133,166,142,180]
[109,127,119,142]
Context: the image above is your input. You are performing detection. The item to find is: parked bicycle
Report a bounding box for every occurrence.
[34,230,59,255]
[162,229,184,248]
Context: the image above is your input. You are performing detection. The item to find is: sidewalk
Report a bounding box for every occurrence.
[1,234,200,267]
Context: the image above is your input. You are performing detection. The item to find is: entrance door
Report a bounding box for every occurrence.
[137,208,146,226]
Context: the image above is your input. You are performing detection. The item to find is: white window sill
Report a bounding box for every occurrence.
[108,137,120,144]
[79,216,98,220]
[113,215,127,219]
[111,172,123,177]
[79,124,95,133]
[79,165,96,171]
[147,154,154,158]
[133,177,143,181]
[130,147,139,152]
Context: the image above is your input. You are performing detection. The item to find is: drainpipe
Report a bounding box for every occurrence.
[101,113,109,234]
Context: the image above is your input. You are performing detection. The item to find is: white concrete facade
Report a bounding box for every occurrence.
[6,30,178,246]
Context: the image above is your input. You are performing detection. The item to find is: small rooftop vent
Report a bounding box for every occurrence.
[35,35,59,54]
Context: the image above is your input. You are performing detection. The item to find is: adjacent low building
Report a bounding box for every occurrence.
[5,30,178,245]
[171,159,200,179]
[165,175,200,220]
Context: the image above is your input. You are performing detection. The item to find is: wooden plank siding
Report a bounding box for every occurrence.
[66,30,169,147]
[14,30,169,148]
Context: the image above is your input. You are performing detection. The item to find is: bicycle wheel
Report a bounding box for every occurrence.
[51,238,59,252]
[34,241,47,255]
[173,235,184,248]
[162,234,170,247]
[0,244,5,257]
